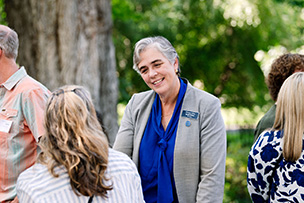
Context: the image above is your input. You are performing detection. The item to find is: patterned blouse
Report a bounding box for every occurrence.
[247,130,304,202]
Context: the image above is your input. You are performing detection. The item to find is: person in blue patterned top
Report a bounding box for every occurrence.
[247,72,304,202]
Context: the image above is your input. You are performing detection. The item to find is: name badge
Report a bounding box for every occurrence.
[0,119,13,133]
[181,110,199,120]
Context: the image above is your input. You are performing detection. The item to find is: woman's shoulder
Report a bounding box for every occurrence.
[125,90,155,110]
[256,129,282,144]
[183,79,220,103]
[250,129,283,158]
[108,149,138,172]
[18,163,48,180]
[109,148,131,159]
[130,90,154,101]
[16,163,57,195]
[183,85,221,113]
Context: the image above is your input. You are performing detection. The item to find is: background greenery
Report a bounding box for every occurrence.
[225,129,253,202]
[1,0,304,202]
[112,0,304,110]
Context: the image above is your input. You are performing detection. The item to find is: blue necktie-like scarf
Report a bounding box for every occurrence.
[139,78,187,203]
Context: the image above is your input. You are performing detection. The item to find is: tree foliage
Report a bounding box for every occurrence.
[112,0,304,110]
[0,0,5,24]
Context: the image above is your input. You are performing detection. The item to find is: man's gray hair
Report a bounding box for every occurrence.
[0,28,19,60]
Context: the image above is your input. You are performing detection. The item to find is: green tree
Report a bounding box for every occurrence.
[112,0,304,110]
[0,0,5,24]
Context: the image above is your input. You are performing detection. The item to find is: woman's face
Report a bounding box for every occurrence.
[138,46,179,97]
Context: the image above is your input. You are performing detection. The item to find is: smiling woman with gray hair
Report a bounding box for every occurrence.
[114,36,226,203]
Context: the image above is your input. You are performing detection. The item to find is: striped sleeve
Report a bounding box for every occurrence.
[22,87,50,141]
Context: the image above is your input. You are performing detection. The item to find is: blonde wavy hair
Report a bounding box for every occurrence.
[38,85,112,197]
[273,72,304,162]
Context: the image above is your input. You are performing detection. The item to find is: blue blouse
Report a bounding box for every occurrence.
[247,130,304,202]
[139,78,187,203]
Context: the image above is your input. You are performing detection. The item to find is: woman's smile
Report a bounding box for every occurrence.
[152,77,164,85]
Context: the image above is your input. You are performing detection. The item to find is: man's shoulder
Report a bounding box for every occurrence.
[19,75,48,89]
[15,75,49,94]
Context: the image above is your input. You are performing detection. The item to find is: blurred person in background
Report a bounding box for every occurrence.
[254,53,304,142]
[248,72,304,202]
[16,85,144,203]
[113,36,226,203]
[0,24,50,203]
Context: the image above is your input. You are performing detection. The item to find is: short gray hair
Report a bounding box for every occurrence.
[0,27,19,60]
[133,36,180,75]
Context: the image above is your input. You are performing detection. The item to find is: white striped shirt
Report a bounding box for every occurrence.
[16,149,145,203]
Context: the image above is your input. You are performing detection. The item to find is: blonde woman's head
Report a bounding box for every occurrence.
[274,72,304,161]
[39,85,112,197]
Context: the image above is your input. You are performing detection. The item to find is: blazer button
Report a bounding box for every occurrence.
[185,120,191,127]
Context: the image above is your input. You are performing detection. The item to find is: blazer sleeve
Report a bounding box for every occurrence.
[197,98,227,203]
[113,95,135,158]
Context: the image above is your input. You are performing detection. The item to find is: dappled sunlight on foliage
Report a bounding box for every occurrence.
[255,45,304,77]
[215,0,261,28]
[112,0,304,110]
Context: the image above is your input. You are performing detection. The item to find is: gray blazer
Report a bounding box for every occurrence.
[113,79,226,203]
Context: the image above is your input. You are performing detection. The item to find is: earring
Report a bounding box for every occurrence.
[175,69,178,73]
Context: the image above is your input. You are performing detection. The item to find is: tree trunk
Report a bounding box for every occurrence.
[5,0,118,145]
